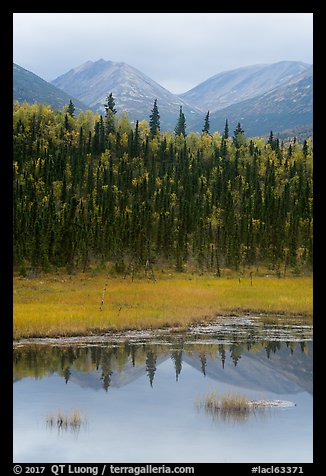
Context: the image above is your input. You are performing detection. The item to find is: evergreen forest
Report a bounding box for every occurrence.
[13,98,313,275]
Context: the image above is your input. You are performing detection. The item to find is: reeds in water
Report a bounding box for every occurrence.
[46,409,85,432]
[197,391,264,422]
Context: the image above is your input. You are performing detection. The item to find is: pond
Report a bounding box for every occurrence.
[13,316,313,463]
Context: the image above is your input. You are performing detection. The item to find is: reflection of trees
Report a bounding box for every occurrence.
[300,341,308,353]
[13,338,311,389]
[146,350,157,387]
[219,344,226,369]
[265,341,281,358]
[200,353,207,376]
[90,347,102,371]
[100,349,113,392]
[130,345,137,367]
[171,350,183,381]
[63,367,71,384]
[230,343,242,367]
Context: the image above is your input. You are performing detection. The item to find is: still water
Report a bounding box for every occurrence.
[13,316,313,463]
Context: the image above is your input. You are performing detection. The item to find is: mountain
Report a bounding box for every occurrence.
[51,59,203,130]
[16,59,313,137]
[180,61,311,113]
[13,63,89,112]
[195,66,313,137]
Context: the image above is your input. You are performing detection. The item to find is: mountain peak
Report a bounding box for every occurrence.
[51,58,202,130]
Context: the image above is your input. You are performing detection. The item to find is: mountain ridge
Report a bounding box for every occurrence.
[51,58,202,130]
[13,63,89,112]
[14,59,313,136]
[200,68,312,137]
[180,60,311,112]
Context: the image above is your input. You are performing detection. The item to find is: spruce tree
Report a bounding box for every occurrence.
[202,111,210,135]
[131,120,140,157]
[67,100,75,117]
[233,122,246,148]
[104,93,117,136]
[268,130,274,148]
[223,118,229,139]
[104,92,117,115]
[64,113,70,131]
[175,106,186,136]
[149,99,160,136]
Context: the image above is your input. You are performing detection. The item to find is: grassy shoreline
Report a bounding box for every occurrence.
[13,272,313,340]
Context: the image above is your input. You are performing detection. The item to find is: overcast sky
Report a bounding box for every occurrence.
[13,13,313,94]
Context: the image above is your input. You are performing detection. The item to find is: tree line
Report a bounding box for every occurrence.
[13,96,313,275]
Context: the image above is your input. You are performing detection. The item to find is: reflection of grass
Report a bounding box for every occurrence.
[197,391,265,423]
[13,272,312,339]
[46,409,85,432]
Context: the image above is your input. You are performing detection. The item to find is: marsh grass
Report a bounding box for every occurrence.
[197,391,266,423]
[46,409,85,433]
[13,272,312,339]
[219,393,252,421]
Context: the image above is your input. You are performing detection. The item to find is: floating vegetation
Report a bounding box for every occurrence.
[196,392,295,423]
[197,391,252,422]
[46,409,86,433]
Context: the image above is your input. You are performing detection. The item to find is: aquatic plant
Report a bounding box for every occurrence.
[46,409,85,432]
[197,391,261,422]
[197,391,296,423]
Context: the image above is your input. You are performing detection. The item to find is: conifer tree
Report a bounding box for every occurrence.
[175,106,186,136]
[64,113,70,131]
[202,111,210,135]
[104,92,117,114]
[149,99,160,137]
[233,122,246,148]
[104,93,117,136]
[67,100,75,117]
[268,130,274,148]
[223,118,229,139]
[132,120,141,157]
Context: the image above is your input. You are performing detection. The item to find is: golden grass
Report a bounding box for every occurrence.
[46,409,84,431]
[197,391,249,421]
[13,272,312,339]
[219,393,250,413]
[197,391,264,422]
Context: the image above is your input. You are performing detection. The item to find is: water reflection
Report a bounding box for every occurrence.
[13,339,312,395]
[13,321,313,462]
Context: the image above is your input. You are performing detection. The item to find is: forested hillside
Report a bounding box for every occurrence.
[13,100,313,275]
